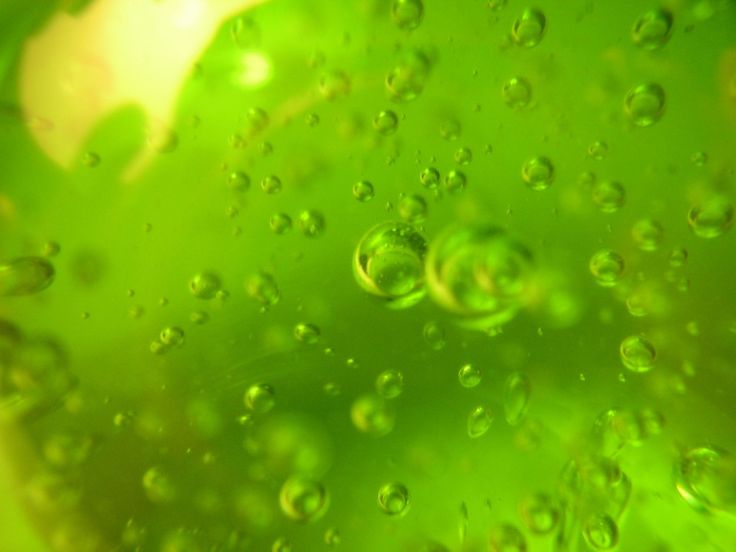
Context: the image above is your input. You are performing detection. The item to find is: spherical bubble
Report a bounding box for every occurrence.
[270,213,293,234]
[190,310,209,324]
[521,156,554,191]
[669,247,688,267]
[228,171,251,191]
[458,363,482,388]
[467,405,493,438]
[261,175,282,194]
[454,147,473,165]
[632,9,673,50]
[42,241,61,257]
[160,326,184,347]
[392,0,424,31]
[375,369,404,398]
[592,181,626,213]
[298,210,326,237]
[324,527,341,546]
[588,141,608,160]
[189,272,221,300]
[691,151,708,167]
[620,335,656,373]
[443,170,467,194]
[373,110,399,135]
[272,537,291,552]
[504,371,530,426]
[377,482,409,516]
[420,167,440,189]
[353,180,375,202]
[353,221,427,309]
[425,224,534,329]
[519,493,559,535]
[0,256,55,296]
[386,49,431,102]
[350,394,396,436]
[319,70,350,101]
[279,475,329,522]
[687,197,734,238]
[423,321,447,350]
[624,83,666,127]
[399,194,428,223]
[502,77,532,109]
[676,446,736,515]
[589,250,625,287]
[244,383,276,413]
[142,466,176,503]
[488,523,527,552]
[582,514,618,550]
[82,151,100,167]
[246,271,280,306]
[511,8,546,47]
[294,322,320,344]
[439,118,461,140]
[631,218,664,251]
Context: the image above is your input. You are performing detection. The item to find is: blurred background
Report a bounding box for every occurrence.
[1,0,736,550]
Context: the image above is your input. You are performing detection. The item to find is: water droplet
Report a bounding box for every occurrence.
[624,83,666,127]
[511,8,546,47]
[246,271,280,306]
[353,221,427,309]
[228,171,251,191]
[454,147,473,165]
[373,110,399,135]
[502,77,532,109]
[319,70,351,101]
[439,118,461,140]
[377,482,410,516]
[386,49,431,102]
[82,151,100,167]
[426,224,534,328]
[160,326,185,348]
[306,112,320,127]
[244,383,275,413]
[298,210,326,238]
[676,446,736,515]
[189,272,221,300]
[261,175,282,194]
[688,197,734,238]
[620,335,656,373]
[632,9,673,50]
[519,493,559,535]
[488,523,527,552]
[270,213,293,234]
[582,514,618,550]
[351,394,396,436]
[420,167,440,189]
[324,527,341,546]
[272,537,292,552]
[467,405,494,438]
[41,242,61,257]
[353,180,375,202]
[392,0,424,30]
[190,310,209,324]
[0,257,55,296]
[669,247,688,267]
[294,322,321,344]
[592,181,626,213]
[631,219,664,251]
[279,475,329,522]
[458,364,482,388]
[521,156,554,191]
[588,141,608,160]
[690,151,708,167]
[423,321,447,350]
[142,466,176,503]
[589,250,625,287]
[399,194,428,222]
[504,372,530,426]
[443,170,467,194]
[375,370,404,398]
